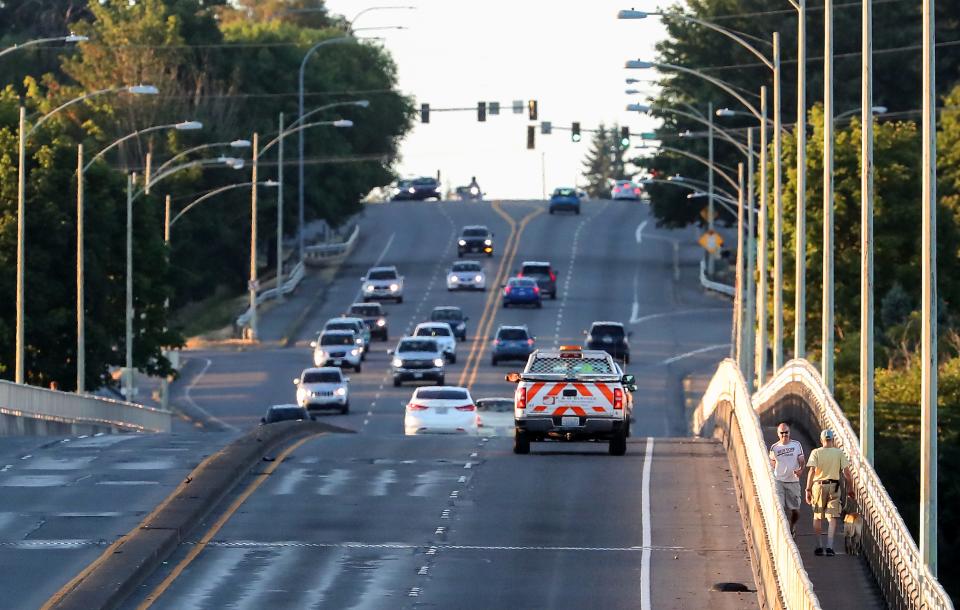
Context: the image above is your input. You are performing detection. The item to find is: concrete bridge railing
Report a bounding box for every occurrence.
[754,359,953,610]
[0,379,171,435]
[695,359,821,610]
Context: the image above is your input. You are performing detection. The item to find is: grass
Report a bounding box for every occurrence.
[171,285,248,340]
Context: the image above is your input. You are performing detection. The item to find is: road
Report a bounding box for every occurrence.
[115,200,757,609]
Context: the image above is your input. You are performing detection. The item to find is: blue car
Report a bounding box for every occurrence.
[548,187,581,215]
[491,325,535,365]
[502,277,542,308]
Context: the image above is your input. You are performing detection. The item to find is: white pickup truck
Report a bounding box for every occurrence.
[361,265,404,303]
[506,345,636,455]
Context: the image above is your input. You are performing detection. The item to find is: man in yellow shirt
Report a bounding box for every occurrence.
[804,429,854,556]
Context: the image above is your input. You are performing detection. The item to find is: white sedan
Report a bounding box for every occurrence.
[413,322,458,363]
[404,386,479,435]
[446,260,486,291]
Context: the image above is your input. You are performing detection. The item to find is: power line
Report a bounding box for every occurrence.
[705,0,910,21]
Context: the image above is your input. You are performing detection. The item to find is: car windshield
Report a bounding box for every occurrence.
[325,322,355,332]
[350,305,380,317]
[431,309,463,321]
[417,389,469,400]
[417,326,450,337]
[413,178,437,185]
[320,334,354,346]
[302,371,341,383]
[267,407,304,421]
[498,328,529,341]
[553,188,576,197]
[522,264,550,276]
[592,325,625,338]
[476,398,514,412]
[617,180,632,186]
[398,340,438,352]
[462,228,488,237]
[509,278,536,287]
[368,269,397,280]
[452,262,481,272]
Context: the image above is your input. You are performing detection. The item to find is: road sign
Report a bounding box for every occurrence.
[700,206,717,222]
[513,100,524,114]
[248,279,260,292]
[541,121,552,134]
[698,230,724,254]
[489,101,500,115]
[640,132,657,139]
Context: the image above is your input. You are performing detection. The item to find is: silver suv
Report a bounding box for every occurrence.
[389,337,445,387]
[294,367,350,416]
[361,266,404,303]
[311,330,362,372]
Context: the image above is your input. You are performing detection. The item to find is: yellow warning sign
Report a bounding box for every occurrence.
[698,230,724,254]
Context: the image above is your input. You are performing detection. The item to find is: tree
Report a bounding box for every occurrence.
[581,124,631,198]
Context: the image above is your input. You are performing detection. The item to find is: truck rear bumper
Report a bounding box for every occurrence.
[517,416,626,438]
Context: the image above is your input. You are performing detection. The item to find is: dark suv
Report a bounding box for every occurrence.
[518,261,557,299]
[347,302,388,341]
[458,225,494,257]
[491,325,535,365]
[584,321,631,364]
[430,306,468,341]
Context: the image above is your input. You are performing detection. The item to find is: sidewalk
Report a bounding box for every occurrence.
[255,264,340,346]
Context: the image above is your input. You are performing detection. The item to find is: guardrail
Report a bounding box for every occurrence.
[303,223,359,266]
[0,380,171,434]
[699,258,735,297]
[235,261,305,328]
[694,359,821,610]
[754,359,953,610]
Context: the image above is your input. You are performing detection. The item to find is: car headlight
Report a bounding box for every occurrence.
[408,187,415,194]
[356,338,363,344]
[350,349,359,356]
[475,274,483,282]
[484,239,492,246]
[458,239,467,246]
[392,358,403,367]
[315,349,327,358]
[389,283,399,291]
[433,358,445,367]
[364,284,374,292]
[296,387,308,400]
[449,275,458,282]
[457,322,465,330]
[334,387,347,396]
[376,318,386,327]
[470,186,479,195]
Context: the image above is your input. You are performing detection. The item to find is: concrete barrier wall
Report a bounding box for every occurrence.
[0,380,171,435]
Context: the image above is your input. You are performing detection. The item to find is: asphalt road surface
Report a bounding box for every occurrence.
[119,200,756,609]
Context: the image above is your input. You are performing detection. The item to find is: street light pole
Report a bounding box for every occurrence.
[791,0,808,359]
[15,106,26,384]
[125,173,135,399]
[76,145,85,393]
[707,101,715,276]
[772,32,784,370]
[745,127,756,389]
[860,0,875,465]
[277,113,285,296]
[757,86,769,386]
[920,0,938,576]
[249,133,259,341]
[736,161,746,375]
[823,0,835,390]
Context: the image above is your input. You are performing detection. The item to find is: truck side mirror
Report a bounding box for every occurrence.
[505,372,521,383]
[309,341,317,348]
[260,417,267,424]
[626,383,638,392]
[293,378,299,385]
[621,374,636,385]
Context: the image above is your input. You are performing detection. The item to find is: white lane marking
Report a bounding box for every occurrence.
[273,467,308,495]
[20,455,31,460]
[635,220,648,244]
[418,565,429,575]
[182,357,237,432]
[0,465,12,472]
[370,469,397,496]
[660,344,731,365]
[458,475,467,483]
[199,540,685,552]
[317,468,350,495]
[95,480,160,486]
[630,308,730,325]
[641,437,654,610]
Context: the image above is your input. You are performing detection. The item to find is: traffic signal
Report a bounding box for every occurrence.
[620,126,631,149]
[528,99,538,121]
[571,122,581,142]
[478,101,486,122]
[489,101,500,115]
[527,125,535,149]
[541,121,552,135]
[420,103,430,123]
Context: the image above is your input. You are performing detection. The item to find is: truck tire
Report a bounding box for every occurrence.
[513,430,530,454]
[609,429,627,456]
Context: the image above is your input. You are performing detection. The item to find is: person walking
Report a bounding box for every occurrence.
[769,423,805,536]
[805,428,854,556]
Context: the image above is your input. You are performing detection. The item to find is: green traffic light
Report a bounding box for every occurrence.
[572,134,581,142]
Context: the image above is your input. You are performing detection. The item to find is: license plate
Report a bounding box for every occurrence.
[435,407,448,414]
[413,372,423,379]
[332,359,342,366]
[561,416,580,427]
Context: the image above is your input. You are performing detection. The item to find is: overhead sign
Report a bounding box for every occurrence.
[489,101,500,115]
[698,230,724,254]
[513,100,524,114]
[541,121,552,134]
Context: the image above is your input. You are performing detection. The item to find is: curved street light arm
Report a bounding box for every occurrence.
[634,61,761,120]
[637,105,754,158]
[170,181,273,227]
[259,119,349,157]
[349,5,416,26]
[0,34,85,59]
[30,86,122,136]
[641,177,740,217]
[653,12,774,69]
[137,158,236,199]
[155,140,247,176]
[640,145,740,192]
[84,123,175,173]
[288,100,369,130]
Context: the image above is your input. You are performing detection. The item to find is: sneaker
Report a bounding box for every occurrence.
[814,547,824,556]
[825,548,836,557]
[790,523,797,538]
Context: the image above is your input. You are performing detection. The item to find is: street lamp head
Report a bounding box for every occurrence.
[872,106,888,115]
[668,174,684,181]
[617,9,648,19]
[353,100,371,108]
[679,130,694,137]
[127,84,159,95]
[262,180,280,187]
[625,60,653,70]
[64,33,88,43]
[218,156,244,170]
[175,121,203,131]
[333,119,354,127]
[229,139,252,148]
[715,108,736,117]
[626,103,650,113]
[687,191,707,199]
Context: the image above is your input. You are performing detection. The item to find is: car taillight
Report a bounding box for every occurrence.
[533,286,540,294]
[613,388,624,410]
[517,387,527,409]
[504,286,511,295]
[549,271,556,281]
[494,339,502,345]
[634,187,641,195]
[526,338,535,346]
[407,403,428,411]
[456,404,476,412]
[516,272,523,277]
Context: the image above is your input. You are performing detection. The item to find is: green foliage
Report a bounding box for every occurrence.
[581,123,632,198]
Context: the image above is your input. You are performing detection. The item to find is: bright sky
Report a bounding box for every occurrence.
[323,1,666,199]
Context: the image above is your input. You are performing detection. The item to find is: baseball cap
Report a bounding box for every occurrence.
[820,429,835,441]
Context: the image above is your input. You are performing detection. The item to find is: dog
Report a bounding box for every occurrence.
[843,511,864,556]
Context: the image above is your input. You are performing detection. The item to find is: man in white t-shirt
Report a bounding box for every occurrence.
[769,422,806,537]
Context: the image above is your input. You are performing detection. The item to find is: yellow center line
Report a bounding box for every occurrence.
[136,433,324,609]
[456,200,517,386]
[464,205,545,390]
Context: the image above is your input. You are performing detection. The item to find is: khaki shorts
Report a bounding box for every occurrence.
[775,480,801,511]
[811,481,842,519]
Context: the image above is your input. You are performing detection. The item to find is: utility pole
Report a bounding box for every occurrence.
[15,106,26,384]
[276,113,285,296]
[860,0,875,464]
[736,162,746,376]
[823,0,836,390]
[707,101,715,276]
[757,86,769,387]
[744,128,756,390]
[772,32,784,370]
[248,133,259,341]
[76,144,85,393]
[794,0,808,359]
[125,172,135,400]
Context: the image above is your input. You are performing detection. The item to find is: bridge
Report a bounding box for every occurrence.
[0,201,951,609]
